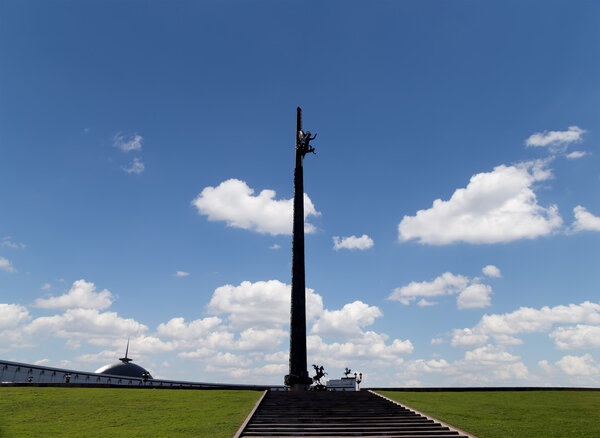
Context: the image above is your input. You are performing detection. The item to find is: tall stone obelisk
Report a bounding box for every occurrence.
[285,107,316,389]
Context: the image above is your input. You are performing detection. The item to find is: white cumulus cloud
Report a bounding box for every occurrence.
[396,346,529,386]
[450,328,490,348]
[457,283,492,309]
[0,304,30,330]
[311,301,382,338]
[207,280,323,330]
[482,265,501,278]
[34,279,114,310]
[264,351,288,363]
[253,363,287,376]
[389,272,469,305]
[24,308,147,340]
[156,316,223,340]
[308,332,413,365]
[192,179,320,235]
[2,236,25,249]
[113,133,143,152]
[566,151,587,160]
[174,271,190,277]
[235,328,288,351]
[76,350,122,365]
[571,206,600,233]
[549,325,600,350]
[178,347,214,360]
[398,161,562,245]
[181,351,253,368]
[450,301,600,348]
[389,269,494,310]
[0,256,16,272]
[170,279,416,375]
[122,157,145,174]
[525,126,585,150]
[555,354,599,376]
[332,234,374,251]
[464,344,521,363]
[104,335,176,355]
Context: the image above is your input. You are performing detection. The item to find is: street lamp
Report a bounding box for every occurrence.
[354,372,363,390]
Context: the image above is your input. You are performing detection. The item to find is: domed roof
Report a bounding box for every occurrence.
[95,361,153,379]
[94,339,153,379]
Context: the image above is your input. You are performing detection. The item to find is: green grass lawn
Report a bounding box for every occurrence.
[378,390,600,438]
[0,387,262,438]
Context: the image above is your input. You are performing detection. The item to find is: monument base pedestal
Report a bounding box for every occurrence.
[284,373,313,390]
[288,383,310,391]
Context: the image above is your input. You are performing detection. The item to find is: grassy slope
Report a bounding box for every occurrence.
[378,390,600,438]
[0,387,262,438]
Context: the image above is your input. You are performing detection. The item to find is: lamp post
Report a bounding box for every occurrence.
[354,372,363,390]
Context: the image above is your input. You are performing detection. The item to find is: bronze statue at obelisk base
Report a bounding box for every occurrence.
[284,107,317,390]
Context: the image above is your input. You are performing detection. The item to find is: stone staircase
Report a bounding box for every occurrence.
[235,390,475,437]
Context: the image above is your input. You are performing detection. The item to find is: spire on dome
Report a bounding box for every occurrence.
[119,338,132,363]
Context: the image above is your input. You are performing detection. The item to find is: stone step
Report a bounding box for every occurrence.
[241,434,460,438]
[244,427,456,433]
[242,433,462,437]
[245,424,452,429]
[235,390,474,437]
[250,420,435,424]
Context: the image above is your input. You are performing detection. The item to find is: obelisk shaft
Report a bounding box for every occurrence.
[288,107,310,387]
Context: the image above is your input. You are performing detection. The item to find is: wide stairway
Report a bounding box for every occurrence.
[237,390,472,437]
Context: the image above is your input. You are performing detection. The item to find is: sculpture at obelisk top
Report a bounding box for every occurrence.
[285,107,317,389]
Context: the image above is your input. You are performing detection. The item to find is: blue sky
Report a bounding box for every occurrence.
[1,1,600,387]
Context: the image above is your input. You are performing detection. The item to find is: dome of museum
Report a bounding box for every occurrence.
[95,361,153,379]
[95,341,153,379]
